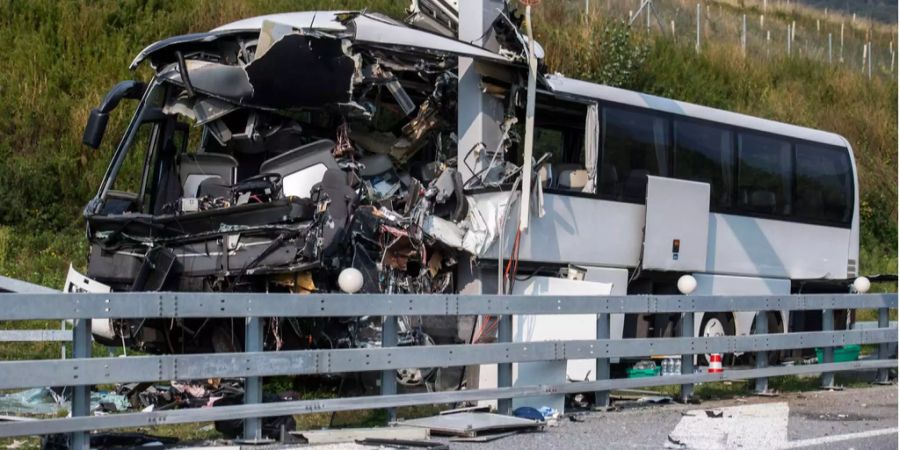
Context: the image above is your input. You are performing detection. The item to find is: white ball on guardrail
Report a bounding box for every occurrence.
[338,267,364,294]
[852,276,871,294]
[677,275,697,295]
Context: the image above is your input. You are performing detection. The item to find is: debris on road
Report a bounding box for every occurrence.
[402,412,543,438]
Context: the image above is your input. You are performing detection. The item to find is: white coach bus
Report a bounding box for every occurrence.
[466,73,860,364]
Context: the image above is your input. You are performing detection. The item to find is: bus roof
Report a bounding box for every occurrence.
[545,74,848,148]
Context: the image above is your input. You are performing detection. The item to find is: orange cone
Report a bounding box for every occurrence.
[708,353,723,373]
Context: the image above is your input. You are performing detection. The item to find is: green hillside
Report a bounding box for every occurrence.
[0,0,895,289]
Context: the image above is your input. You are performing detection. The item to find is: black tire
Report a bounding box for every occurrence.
[699,313,736,366]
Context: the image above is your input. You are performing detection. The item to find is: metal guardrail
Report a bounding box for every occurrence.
[0,291,896,448]
[0,329,71,342]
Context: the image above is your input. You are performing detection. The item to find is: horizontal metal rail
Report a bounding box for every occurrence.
[0,329,71,342]
[0,328,893,390]
[853,320,898,329]
[0,275,58,294]
[0,358,893,438]
[0,292,895,320]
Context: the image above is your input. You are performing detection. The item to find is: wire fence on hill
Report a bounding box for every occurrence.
[576,0,896,79]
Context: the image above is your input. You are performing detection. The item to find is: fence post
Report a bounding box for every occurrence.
[497,315,513,414]
[695,3,701,54]
[839,22,844,62]
[828,33,833,64]
[70,318,92,450]
[787,25,791,56]
[753,312,769,394]
[594,313,611,409]
[679,312,694,403]
[381,315,398,422]
[820,309,836,389]
[867,42,872,79]
[243,317,263,441]
[741,14,747,57]
[875,307,891,384]
[60,319,67,359]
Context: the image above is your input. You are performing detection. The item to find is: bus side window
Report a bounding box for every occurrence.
[737,133,792,216]
[794,144,853,225]
[600,106,670,202]
[673,120,734,209]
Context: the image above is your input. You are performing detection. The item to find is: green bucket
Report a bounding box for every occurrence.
[815,344,861,364]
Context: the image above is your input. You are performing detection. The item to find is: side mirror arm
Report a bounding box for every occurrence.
[82,80,146,149]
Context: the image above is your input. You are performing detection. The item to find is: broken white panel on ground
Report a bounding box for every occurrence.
[479,277,611,412]
[666,402,899,449]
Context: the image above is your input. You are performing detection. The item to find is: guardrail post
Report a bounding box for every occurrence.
[754,312,769,394]
[497,315,513,415]
[820,309,836,389]
[70,318,91,450]
[594,312,610,409]
[243,317,263,441]
[381,315,398,422]
[875,306,891,384]
[679,312,694,402]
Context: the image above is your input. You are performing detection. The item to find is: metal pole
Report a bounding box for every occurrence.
[243,317,263,441]
[862,43,867,73]
[497,315,513,414]
[742,14,747,57]
[61,319,67,359]
[820,309,836,389]
[828,33,833,63]
[646,0,651,31]
[840,22,844,62]
[867,42,872,79]
[518,3,538,232]
[70,318,91,450]
[787,25,791,56]
[696,3,701,54]
[679,313,694,402]
[594,313,611,409]
[754,312,769,393]
[381,315,398,422]
[875,307,891,383]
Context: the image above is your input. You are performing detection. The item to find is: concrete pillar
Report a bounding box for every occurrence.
[458,0,506,184]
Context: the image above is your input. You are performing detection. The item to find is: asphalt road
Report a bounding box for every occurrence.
[445,385,897,450]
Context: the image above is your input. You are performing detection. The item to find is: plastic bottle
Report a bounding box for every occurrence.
[674,358,682,375]
[662,358,671,376]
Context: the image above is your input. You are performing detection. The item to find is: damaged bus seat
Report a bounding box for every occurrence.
[557,169,588,191]
[178,153,238,197]
[259,139,339,199]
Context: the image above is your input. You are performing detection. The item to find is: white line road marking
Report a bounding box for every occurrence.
[665,402,898,449]
[782,427,899,448]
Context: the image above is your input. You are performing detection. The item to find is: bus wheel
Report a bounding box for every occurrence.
[700,313,735,366]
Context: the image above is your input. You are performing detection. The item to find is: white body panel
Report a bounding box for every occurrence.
[476,192,644,268]
[474,190,850,281]
[643,176,710,272]
[705,214,851,279]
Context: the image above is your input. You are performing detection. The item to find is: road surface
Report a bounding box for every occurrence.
[448,385,897,450]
